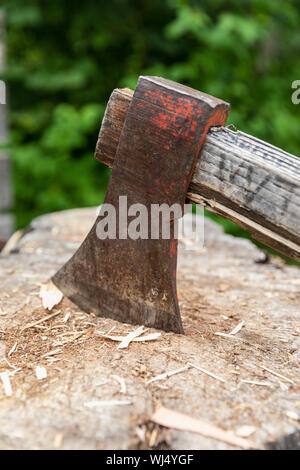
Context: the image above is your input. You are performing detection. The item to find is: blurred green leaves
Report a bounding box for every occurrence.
[2,0,300,238]
[11,100,107,227]
[165,5,209,39]
[42,103,103,152]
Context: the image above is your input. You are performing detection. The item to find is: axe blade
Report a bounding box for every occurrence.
[52,76,230,333]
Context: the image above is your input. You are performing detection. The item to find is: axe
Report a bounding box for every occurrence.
[53,76,300,334]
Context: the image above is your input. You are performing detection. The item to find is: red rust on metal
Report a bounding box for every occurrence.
[52,76,230,333]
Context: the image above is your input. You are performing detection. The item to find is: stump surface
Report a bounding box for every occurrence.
[0,208,299,450]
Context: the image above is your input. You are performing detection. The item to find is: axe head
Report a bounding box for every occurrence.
[52,76,230,333]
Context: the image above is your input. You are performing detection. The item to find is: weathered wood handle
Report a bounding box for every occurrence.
[95,88,300,261]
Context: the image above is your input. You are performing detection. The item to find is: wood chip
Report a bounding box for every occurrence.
[241,379,272,387]
[84,400,132,408]
[135,426,146,442]
[9,367,21,376]
[285,410,299,421]
[96,328,161,348]
[151,406,259,450]
[257,364,295,384]
[235,425,256,438]
[35,366,47,380]
[39,281,63,311]
[54,332,84,346]
[214,332,265,351]
[147,365,190,384]
[0,371,12,397]
[0,341,6,362]
[3,357,17,370]
[41,348,62,358]
[149,427,158,447]
[118,326,147,349]
[133,333,161,342]
[22,310,61,331]
[7,342,17,358]
[46,357,62,366]
[278,381,289,391]
[53,432,64,449]
[214,320,245,339]
[229,320,245,336]
[111,375,126,394]
[57,331,83,337]
[215,332,240,339]
[97,332,161,343]
[188,362,226,383]
[63,313,70,323]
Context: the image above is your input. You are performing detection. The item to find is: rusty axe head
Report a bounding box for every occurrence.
[52,76,230,333]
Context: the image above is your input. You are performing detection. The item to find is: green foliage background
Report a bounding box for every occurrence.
[2,0,300,246]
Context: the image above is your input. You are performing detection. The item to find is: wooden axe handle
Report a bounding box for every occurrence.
[95,88,300,261]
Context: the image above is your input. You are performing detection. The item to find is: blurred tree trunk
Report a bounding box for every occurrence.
[0,9,13,244]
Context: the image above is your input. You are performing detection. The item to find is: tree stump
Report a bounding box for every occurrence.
[0,208,299,449]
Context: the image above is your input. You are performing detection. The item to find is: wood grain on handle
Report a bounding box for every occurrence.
[95,88,300,261]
